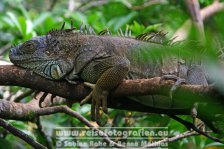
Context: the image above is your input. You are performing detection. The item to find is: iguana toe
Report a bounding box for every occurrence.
[50,94,56,104]
[160,75,186,99]
[92,88,109,125]
[84,82,95,89]
[80,82,95,105]
[39,93,57,107]
[80,92,92,106]
[39,92,48,108]
[80,82,109,125]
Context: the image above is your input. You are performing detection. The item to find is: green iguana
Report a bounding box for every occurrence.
[9,23,223,135]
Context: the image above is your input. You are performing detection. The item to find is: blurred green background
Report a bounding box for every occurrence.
[0,0,224,148]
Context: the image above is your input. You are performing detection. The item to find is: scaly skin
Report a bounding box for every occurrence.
[9,28,208,125]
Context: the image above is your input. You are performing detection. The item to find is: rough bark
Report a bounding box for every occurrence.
[0,65,223,115]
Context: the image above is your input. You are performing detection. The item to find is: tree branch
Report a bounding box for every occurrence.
[0,65,223,115]
[0,65,224,134]
[14,89,35,102]
[0,118,47,149]
[0,43,11,55]
[0,65,221,107]
[201,0,224,19]
[0,92,125,148]
[143,131,199,148]
[168,115,223,143]
[0,100,125,148]
[126,0,167,10]
[78,0,109,12]
[36,117,53,149]
[173,1,224,42]
[185,0,205,41]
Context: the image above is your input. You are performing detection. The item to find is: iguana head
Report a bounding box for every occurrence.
[9,35,74,80]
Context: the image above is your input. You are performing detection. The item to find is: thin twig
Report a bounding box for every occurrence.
[0,43,11,55]
[201,0,224,19]
[130,0,167,10]
[173,1,224,42]
[78,0,109,12]
[48,0,57,11]
[168,115,223,143]
[36,117,52,149]
[143,131,199,148]
[1,94,126,148]
[0,118,47,149]
[185,0,205,41]
[36,105,126,148]
[14,89,35,102]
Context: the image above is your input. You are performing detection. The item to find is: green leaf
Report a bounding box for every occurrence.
[107,11,137,31]
[18,16,27,36]
[129,21,146,35]
[6,12,21,31]
[71,12,88,25]
[0,139,13,149]
[33,13,50,28]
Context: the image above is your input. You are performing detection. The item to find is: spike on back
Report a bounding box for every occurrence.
[125,26,129,37]
[136,31,170,45]
[61,22,65,30]
[70,19,73,29]
[47,21,173,45]
[84,25,87,34]
[118,28,124,36]
[98,28,111,35]
[117,26,132,37]
[47,20,77,37]
[78,23,97,35]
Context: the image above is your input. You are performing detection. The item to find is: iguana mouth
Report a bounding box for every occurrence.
[9,46,54,63]
[9,55,53,63]
[11,57,63,80]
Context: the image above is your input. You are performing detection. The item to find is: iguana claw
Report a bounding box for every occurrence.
[84,82,95,89]
[80,82,95,105]
[160,75,186,99]
[39,92,48,108]
[80,92,92,105]
[80,82,109,125]
[37,92,56,107]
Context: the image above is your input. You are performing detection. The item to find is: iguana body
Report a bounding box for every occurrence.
[9,27,208,122]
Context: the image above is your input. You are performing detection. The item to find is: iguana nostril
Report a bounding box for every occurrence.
[9,48,16,55]
[11,48,19,55]
[13,49,17,55]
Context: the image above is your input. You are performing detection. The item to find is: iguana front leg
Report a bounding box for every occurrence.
[80,56,130,124]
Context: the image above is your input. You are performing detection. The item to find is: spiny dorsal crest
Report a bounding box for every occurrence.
[79,23,96,35]
[47,21,76,37]
[98,28,111,35]
[47,21,174,45]
[117,26,132,37]
[135,31,169,44]
[47,21,112,39]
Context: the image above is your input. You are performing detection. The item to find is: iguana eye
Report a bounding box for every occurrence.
[25,43,34,49]
[21,41,36,54]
